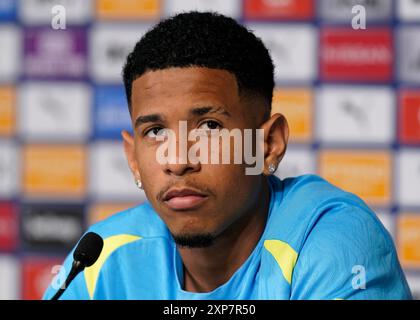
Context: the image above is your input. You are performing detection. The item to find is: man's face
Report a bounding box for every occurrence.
[124,67,266,245]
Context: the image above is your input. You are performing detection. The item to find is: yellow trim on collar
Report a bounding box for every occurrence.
[264,239,298,285]
[84,234,141,299]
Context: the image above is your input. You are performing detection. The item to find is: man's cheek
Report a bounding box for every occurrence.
[137,152,159,171]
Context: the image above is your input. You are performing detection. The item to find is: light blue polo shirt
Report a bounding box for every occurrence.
[43,174,412,300]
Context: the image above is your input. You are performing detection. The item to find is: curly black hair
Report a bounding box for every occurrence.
[122,11,274,119]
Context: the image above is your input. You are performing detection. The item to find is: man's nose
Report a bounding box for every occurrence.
[161,137,201,177]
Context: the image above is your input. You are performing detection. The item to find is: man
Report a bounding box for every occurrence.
[44,11,411,300]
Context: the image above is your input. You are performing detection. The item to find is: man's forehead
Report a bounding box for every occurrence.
[130,67,240,114]
[132,67,238,97]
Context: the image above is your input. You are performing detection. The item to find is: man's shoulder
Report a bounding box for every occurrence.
[269,173,371,224]
[266,174,385,251]
[280,174,363,205]
[262,175,401,298]
[87,201,169,241]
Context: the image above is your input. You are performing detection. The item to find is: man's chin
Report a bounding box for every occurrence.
[172,233,216,248]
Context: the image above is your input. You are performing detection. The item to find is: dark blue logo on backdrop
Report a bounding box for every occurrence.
[94,85,132,139]
[0,0,16,21]
[20,203,84,252]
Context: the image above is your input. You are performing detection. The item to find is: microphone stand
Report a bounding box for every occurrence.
[51,260,85,300]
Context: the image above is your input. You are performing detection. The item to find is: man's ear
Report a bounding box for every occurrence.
[259,113,289,175]
[121,130,141,180]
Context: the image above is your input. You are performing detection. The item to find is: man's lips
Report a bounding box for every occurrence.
[162,188,208,210]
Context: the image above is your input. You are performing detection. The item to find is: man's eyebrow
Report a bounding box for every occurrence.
[134,114,165,128]
[134,106,230,128]
[190,106,231,117]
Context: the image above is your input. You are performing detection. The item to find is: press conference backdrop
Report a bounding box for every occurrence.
[0,0,419,300]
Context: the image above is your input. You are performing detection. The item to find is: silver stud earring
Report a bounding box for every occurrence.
[135,179,143,190]
[268,163,277,175]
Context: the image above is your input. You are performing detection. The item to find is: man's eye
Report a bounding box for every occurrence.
[145,127,167,138]
[198,120,221,131]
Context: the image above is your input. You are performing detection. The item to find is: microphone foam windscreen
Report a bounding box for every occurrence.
[73,232,104,267]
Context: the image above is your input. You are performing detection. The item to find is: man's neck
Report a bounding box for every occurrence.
[177,177,271,293]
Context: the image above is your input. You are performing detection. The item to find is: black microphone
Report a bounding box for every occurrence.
[51,232,103,300]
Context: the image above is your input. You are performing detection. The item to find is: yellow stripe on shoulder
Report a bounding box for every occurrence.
[84,234,141,299]
[264,239,298,285]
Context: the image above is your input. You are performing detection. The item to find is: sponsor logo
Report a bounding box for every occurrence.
[396,150,420,207]
[88,202,138,225]
[19,83,91,141]
[96,0,160,20]
[23,145,86,198]
[22,257,63,300]
[276,148,316,180]
[0,141,19,197]
[94,85,132,139]
[89,25,149,82]
[89,142,145,200]
[0,26,21,81]
[319,150,392,206]
[24,27,86,79]
[0,202,18,251]
[397,214,420,269]
[399,90,420,144]
[398,0,420,21]
[271,88,313,143]
[320,27,393,82]
[243,0,314,20]
[0,255,19,299]
[0,86,15,136]
[20,204,84,251]
[247,24,317,82]
[0,0,16,21]
[397,27,420,84]
[317,86,394,144]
